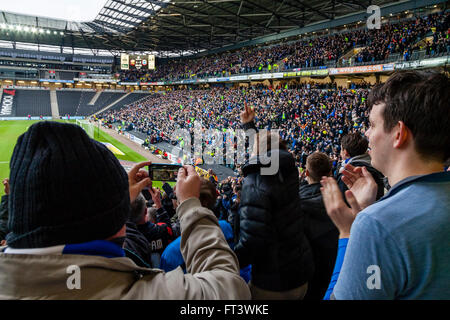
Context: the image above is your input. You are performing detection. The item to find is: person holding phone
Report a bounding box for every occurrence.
[0,121,250,300]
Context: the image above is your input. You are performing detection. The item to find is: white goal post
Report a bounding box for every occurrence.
[76,119,98,139]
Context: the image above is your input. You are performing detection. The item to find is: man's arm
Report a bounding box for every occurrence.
[163,166,251,299]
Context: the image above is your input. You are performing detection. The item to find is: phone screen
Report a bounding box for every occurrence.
[149,164,182,182]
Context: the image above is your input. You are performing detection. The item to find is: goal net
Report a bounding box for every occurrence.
[76,119,96,139]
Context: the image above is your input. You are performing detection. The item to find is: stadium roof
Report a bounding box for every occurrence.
[0,0,438,55]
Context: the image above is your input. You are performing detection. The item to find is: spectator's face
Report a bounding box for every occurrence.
[365,103,392,175]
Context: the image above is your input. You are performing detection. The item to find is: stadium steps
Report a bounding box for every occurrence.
[93,92,132,116]
[88,90,103,105]
[413,36,433,51]
[339,47,365,66]
[50,89,59,119]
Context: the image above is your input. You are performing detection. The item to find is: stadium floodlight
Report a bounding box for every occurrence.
[39,29,44,33]
[46,30,51,34]
[24,26,30,32]
[31,27,37,33]
[60,32,64,35]
[0,24,6,29]
[8,25,14,30]
[53,31,57,35]
[16,25,22,31]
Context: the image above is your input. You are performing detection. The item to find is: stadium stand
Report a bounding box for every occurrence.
[56,90,84,116]
[13,89,52,117]
[107,92,152,112]
[0,0,449,302]
[56,90,129,116]
[119,11,449,82]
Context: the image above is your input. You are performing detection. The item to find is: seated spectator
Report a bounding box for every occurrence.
[0,121,251,300]
[321,70,450,299]
[300,152,339,301]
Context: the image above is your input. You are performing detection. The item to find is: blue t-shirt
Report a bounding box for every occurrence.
[333,172,450,300]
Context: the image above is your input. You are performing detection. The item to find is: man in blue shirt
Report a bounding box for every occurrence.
[320,70,450,299]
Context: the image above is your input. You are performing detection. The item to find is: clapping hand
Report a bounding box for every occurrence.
[320,164,378,238]
[320,176,361,238]
[341,163,378,210]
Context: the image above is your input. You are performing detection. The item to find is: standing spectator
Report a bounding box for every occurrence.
[322,71,450,299]
[337,133,385,200]
[300,152,338,300]
[235,105,314,300]
[123,194,155,268]
[134,187,174,268]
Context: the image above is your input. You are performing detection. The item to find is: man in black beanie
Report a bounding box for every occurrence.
[6,121,131,248]
[0,121,250,300]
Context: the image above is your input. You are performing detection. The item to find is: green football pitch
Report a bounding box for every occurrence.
[0,120,171,196]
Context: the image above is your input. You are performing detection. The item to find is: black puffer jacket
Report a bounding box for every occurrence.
[235,149,314,291]
[299,182,338,300]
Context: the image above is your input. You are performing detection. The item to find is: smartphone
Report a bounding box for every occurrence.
[149,163,182,182]
[141,187,152,201]
[162,182,174,196]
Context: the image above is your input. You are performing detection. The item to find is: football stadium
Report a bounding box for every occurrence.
[0,0,449,303]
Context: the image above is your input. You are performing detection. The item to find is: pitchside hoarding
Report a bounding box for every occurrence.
[0,89,16,116]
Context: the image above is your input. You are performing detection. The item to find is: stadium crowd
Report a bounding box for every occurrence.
[99,83,369,174]
[0,70,449,300]
[119,11,449,82]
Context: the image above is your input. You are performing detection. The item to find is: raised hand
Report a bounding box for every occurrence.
[320,176,363,238]
[341,163,378,210]
[240,102,256,124]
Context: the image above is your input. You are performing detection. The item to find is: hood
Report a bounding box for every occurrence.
[299,183,322,199]
[241,149,296,177]
[349,153,372,167]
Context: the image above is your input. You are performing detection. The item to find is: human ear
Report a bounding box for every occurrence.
[393,121,409,149]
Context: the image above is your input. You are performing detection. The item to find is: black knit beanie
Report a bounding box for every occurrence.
[6,121,130,248]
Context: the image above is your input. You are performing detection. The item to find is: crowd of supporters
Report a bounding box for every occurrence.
[118,11,449,82]
[0,70,449,300]
[99,82,369,173]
